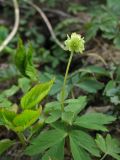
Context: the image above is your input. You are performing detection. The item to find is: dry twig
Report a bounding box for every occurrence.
[0,0,20,52]
[26,1,65,50]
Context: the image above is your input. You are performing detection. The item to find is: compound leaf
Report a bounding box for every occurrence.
[74,113,116,131]
[96,134,120,160]
[25,129,67,156]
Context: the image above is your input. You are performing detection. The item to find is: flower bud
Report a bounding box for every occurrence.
[64,33,85,53]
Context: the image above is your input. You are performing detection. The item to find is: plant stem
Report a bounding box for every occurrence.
[17,132,26,145]
[61,52,73,111]
[100,154,107,160]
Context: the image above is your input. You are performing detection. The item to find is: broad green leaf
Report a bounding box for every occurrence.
[44,101,61,114]
[0,139,14,155]
[25,44,37,80]
[96,134,120,160]
[15,38,26,75]
[0,108,16,127]
[85,66,108,75]
[18,77,31,93]
[85,22,99,41]
[70,130,100,157]
[45,110,61,124]
[65,96,87,115]
[15,39,37,79]
[95,134,107,153]
[99,13,117,33]
[21,79,54,109]
[77,66,108,76]
[50,121,67,132]
[74,113,116,131]
[104,80,116,96]
[62,111,74,125]
[42,140,64,160]
[78,79,104,93]
[13,109,41,132]
[70,136,92,160]
[25,129,67,155]
[3,85,19,98]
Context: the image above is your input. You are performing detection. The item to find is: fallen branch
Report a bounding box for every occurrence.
[0,0,19,52]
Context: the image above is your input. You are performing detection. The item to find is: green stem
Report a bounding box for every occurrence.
[61,52,73,111]
[17,132,26,145]
[100,153,107,160]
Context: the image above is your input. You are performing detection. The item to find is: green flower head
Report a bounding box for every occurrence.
[64,33,85,54]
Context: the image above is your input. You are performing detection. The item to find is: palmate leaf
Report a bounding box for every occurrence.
[44,101,61,113]
[25,129,67,156]
[65,96,87,115]
[70,136,92,160]
[96,134,120,160]
[21,79,54,109]
[69,130,100,157]
[62,111,75,125]
[0,139,14,155]
[42,140,64,160]
[74,113,116,131]
[45,110,61,124]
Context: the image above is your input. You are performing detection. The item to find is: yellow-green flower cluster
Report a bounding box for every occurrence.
[64,33,85,54]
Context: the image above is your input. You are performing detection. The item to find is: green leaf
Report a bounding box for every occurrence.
[0,108,16,126]
[70,130,100,157]
[15,39,37,79]
[65,96,87,115]
[25,43,37,80]
[13,109,41,132]
[25,129,67,155]
[18,77,31,93]
[78,79,104,93]
[50,121,67,132]
[45,110,61,124]
[70,136,92,160]
[62,111,75,125]
[104,80,116,97]
[74,113,116,131]
[3,85,19,98]
[15,38,26,75]
[96,134,120,160]
[95,134,107,153]
[44,101,61,113]
[21,79,54,109]
[83,65,109,75]
[0,139,14,155]
[99,13,117,33]
[85,22,99,41]
[42,140,64,160]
